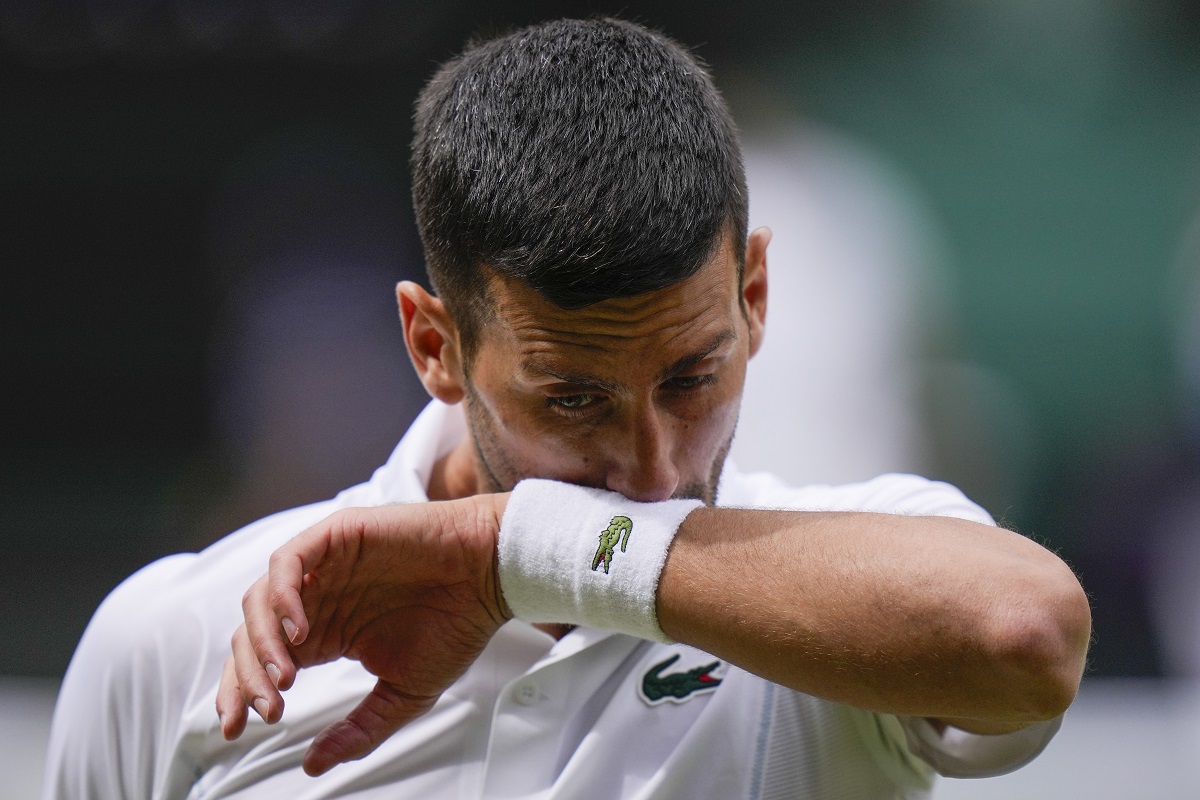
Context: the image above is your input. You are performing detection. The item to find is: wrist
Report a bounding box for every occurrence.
[483,492,513,620]
[497,479,701,641]
[440,492,514,623]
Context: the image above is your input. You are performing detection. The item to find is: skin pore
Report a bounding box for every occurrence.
[402,228,770,510]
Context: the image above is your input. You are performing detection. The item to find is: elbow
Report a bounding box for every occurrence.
[992,563,1092,722]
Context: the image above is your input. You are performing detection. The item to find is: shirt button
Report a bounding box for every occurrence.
[513,681,540,706]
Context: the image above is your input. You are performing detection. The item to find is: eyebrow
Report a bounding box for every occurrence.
[521,329,737,392]
[522,364,624,394]
[655,329,737,383]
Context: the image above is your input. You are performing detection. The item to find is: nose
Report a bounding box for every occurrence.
[604,405,679,503]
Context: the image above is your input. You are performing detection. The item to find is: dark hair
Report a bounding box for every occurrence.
[411,17,748,355]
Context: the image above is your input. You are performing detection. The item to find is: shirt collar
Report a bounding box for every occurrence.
[337,400,468,507]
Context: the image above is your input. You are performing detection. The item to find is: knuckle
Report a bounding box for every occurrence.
[217,660,236,690]
[241,580,262,611]
[336,507,365,536]
[248,628,277,657]
[233,656,262,689]
[229,625,245,650]
[267,585,292,610]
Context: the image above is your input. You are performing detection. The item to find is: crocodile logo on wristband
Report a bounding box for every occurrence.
[591,515,633,574]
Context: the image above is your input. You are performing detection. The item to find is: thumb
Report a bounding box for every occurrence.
[301,681,437,776]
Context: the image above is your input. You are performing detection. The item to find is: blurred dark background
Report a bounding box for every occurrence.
[4,0,1199,682]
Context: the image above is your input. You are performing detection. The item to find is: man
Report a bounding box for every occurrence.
[45,18,1090,799]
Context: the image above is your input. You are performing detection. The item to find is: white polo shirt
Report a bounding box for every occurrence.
[44,401,1058,800]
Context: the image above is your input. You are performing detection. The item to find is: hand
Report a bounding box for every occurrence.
[215,494,511,776]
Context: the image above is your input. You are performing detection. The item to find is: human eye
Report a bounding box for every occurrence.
[546,392,603,417]
[662,374,716,394]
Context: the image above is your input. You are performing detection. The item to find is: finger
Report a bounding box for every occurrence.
[267,515,341,647]
[231,622,284,725]
[216,655,249,740]
[242,575,297,692]
[301,681,437,777]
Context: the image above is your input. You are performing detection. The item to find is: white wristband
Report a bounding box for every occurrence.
[498,479,702,642]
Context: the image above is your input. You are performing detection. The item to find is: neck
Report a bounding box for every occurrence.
[426,437,480,501]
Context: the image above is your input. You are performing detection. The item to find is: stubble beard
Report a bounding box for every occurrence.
[463,380,511,497]
[463,380,733,506]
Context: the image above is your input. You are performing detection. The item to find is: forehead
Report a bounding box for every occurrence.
[478,242,743,376]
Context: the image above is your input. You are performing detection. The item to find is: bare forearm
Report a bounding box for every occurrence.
[656,508,1091,731]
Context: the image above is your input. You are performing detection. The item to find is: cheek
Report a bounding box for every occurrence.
[667,385,743,475]
[509,429,593,474]
[680,397,740,458]
[486,399,609,484]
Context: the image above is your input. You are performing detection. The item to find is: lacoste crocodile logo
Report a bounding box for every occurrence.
[638,654,724,705]
[591,515,633,574]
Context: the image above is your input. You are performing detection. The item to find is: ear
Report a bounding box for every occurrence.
[743,226,770,359]
[396,281,466,405]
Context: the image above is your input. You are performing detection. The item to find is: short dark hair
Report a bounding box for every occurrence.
[411,18,748,356]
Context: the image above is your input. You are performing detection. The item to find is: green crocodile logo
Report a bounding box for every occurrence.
[639,654,724,705]
[591,515,633,574]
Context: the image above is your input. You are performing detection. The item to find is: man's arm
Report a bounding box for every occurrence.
[218,497,513,776]
[658,507,1090,735]
[217,488,1089,772]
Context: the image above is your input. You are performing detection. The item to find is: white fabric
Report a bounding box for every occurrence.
[898,716,1062,779]
[499,479,701,642]
[44,400,1056,800]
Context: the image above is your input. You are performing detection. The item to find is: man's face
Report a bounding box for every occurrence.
[458,232,767,505]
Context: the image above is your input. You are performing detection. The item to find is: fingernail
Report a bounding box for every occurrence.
[281,617,299,643]
[253,697,270,721]
[265,662,281,688]
[218,712,227,731]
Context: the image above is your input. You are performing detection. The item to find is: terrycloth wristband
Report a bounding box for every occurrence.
[498,479,702,643]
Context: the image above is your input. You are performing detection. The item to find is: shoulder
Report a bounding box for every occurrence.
[88,500,338,668]
[720,466,995,526]
[44,500,340,798]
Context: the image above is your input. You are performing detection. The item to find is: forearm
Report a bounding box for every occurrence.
[656,508,1091,732]
[224,482,1089,776]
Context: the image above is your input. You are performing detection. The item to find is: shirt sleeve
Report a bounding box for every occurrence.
[741,471,1064,778]
[42,500,342,800]
[822,472,996,525]
[42,554,197,800]
[837,475,1065,777]
[897,715,1063,779]
[733,470,998,526]
[844,475,1063,777]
